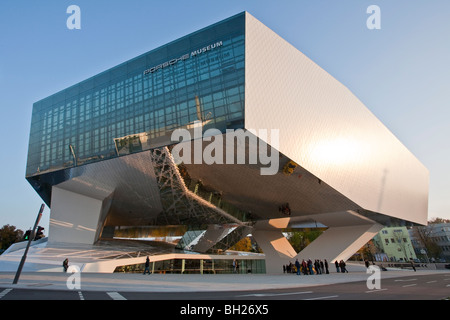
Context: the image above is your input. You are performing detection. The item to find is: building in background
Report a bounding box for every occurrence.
[409,223,450,263]
[9,12,429,273]
[372,227,417,262]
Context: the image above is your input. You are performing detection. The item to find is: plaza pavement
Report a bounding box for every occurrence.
[1,264,448,293]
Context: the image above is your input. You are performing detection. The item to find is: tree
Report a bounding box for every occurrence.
[229,237,253,252]
[357,240,378,262]
[411,225,442,261]
[428,217,450,224]
[0,225,24,251]
[287,229,323,253]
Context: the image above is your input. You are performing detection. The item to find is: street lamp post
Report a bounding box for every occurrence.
[12,204,45,285]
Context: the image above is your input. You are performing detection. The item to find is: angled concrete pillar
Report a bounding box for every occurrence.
[49,186,113,245]
[252,218,297,274]
[252,212,383,274]
[295,223,383,263]
[296,211,383,263]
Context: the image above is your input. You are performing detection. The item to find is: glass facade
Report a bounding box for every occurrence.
[114,257,266,274]
[26,13,245,182]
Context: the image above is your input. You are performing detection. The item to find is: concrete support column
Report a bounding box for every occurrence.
[252,218,297,274]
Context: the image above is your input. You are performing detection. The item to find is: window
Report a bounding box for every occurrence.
[27,26,245,176]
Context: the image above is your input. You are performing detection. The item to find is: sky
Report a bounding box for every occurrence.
[0,0,449,232]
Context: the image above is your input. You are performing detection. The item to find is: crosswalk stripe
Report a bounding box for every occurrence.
[107,291,127,300]
[0,288,12,299]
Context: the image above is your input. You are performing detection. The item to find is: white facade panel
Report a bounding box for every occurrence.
[245,12,428,225]
[49,186,111,245]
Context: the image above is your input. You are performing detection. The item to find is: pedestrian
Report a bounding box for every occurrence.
[63,258,69,272]
[320,260,324,274]
[295,259,301,275]
[340,260,348,273]
[308,259,314,275]
[233,259,237,273]
[365,259,370,268]
[143,256,151,274]
[314,260,321,274]
[410,260,416,272]
[335,260,340,273]
[283,264,286,274]
[324,259,329,274]
[302,259,307,275]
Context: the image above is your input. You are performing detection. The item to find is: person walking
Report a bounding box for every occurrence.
[143,256,151,274]
[314,260,321,274]
[302,259,307,275]
[63,258,69,272]
[340,260,348,273]
[335,260,340,273]
[295,259,301,275]
[308,259,314,275]
[410,260,416,272]
[324,259,329,274]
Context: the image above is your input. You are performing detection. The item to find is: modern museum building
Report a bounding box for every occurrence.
[6,12,429,273]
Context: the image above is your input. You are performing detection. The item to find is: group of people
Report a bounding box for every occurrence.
[284,259,330,275]
[335,260,348,273]
[283,259,349,275]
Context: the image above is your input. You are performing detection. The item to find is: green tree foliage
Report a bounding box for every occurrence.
[0,225,24,251]
[287,229,323,253]
[229,237,253,252]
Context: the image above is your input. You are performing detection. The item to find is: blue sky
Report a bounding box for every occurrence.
[0,0,449,232]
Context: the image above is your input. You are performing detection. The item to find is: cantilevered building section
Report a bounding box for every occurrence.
[24,12,428,273]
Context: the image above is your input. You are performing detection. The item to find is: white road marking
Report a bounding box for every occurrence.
[0,288,12,299]
[365,288,388,293]
[237,291,313,297]
[402,284,417,288]
[394,278,417,282]
[78,291,84,300]
[107,291,127,300]
[304,295,338,300]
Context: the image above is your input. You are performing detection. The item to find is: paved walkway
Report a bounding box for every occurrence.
[1,267,448,293]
